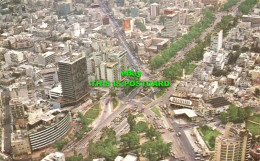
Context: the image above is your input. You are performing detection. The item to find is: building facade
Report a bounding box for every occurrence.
[213,123,252,161]
[58,54,88,102]
[150,3,159,19]
[161,13,179,39]
[28,111,72,151]
[211,30,223,52]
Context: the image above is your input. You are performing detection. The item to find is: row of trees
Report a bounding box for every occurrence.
[163,35,211,79]
[76,112,92,140]
[222,0,240,11]
[219,105,252,124]
[215,15,237,37]
[238,0,258,14]
[163,11,240,80]
[52,139,68,151]
[150,9,216,69]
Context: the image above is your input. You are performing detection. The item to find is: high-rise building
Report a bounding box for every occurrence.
[58,54,88,102]
[213,123,252,161]
[211,30,223,52]
[150,3,159,20]
[106,49,128,81]
[106,62,119,82]
[161,13,179,39]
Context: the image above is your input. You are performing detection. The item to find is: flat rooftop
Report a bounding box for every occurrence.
[174,109,197,118]
[206,97,231,108]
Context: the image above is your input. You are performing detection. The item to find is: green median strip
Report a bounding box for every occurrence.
[152,106,162,118]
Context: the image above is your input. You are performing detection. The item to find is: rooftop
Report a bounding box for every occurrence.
[173,109,197,118]
[206,97,231,108]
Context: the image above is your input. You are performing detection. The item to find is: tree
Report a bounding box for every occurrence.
[135,21,147,31]
[159,15,165,24]
[141,139,171,161]
[146,127,161,140]
[109,88,117,97]
[127,114,136,131]
[254,88,260,98]
[245,106,252,118]
[121,131,140,150]
[219,112,228,124]
[212,67,228,77]
[133,121,148,133]
[141,141,160,161]
[209,136,215,148]
[228,52,240,65]
[88,127,119,161]
[233,45,240,51]
[157,139,172,159]
[219,104,248,124]
[228,104,239,122]
[241,46,249,52]
[52,139,68,150]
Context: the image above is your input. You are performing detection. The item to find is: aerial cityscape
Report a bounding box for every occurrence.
[0,0,259,160]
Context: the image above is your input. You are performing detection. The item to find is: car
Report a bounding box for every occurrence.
[168,128,174,132]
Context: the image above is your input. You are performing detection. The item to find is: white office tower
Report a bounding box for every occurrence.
[150,3,159,20]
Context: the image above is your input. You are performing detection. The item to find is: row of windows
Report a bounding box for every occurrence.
[29,113,71,150]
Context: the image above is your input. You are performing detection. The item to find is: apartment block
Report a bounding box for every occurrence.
[214,123,252,161]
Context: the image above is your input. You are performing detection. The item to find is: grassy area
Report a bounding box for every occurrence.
[151,107,162,118]
[185,64,198,75]
[138,114,145,117]
[247,114,260,136]
[84,103,101,120]
[197,126,220,151]
[249,114,260,123]
[156,88,166,98]
[112,98,119,110]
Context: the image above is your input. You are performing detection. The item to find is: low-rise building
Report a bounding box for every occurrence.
[41,152,65,161]
[205,97,231,114]
[4,50,24,65]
